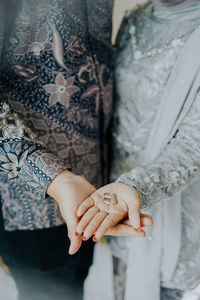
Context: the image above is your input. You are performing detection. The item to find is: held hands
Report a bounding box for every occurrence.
[47,172,153,255]
[76,182,153,242]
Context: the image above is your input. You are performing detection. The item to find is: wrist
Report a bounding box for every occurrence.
[47,170,78,199]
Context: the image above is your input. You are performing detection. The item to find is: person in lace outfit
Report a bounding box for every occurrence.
[75,1,200,299]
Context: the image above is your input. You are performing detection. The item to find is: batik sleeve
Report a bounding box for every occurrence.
[0,97,70,198]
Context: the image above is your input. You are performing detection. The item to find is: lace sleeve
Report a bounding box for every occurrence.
[116,91,200,210]
[0,98,70,198]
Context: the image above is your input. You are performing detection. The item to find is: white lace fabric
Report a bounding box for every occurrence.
[111,2,200,290]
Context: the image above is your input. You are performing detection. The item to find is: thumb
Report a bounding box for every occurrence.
[67,214,82,255]
[68,235,82,255]
[59,203,82,255]
[128,199,141,230]
[123,213,153,228]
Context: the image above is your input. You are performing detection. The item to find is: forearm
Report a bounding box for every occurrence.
[116,93,200,210]
[0,100,70,197]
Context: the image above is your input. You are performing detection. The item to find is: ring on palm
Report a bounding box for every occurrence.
[103,193,118,206]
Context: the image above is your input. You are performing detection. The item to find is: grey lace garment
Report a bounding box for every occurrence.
[111,1,200,291]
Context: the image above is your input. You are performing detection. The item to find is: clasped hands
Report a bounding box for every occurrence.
[47,170,153,255]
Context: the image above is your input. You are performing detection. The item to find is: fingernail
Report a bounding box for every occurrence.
[82,236,88,241]
[75,232,80,236]
[93,236,98,242]
[134,227,141,232]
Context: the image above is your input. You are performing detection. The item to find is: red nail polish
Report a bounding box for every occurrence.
[135,227,141,232]
[82,236,88,241]
[93,236,98,242]
[75,232,79,236]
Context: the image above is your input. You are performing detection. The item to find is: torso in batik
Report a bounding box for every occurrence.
[0,0,113,231]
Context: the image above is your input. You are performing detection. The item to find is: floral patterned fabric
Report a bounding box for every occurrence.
[0,0,113,231]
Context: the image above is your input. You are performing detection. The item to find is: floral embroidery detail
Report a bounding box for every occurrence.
[14,64,39,83]
[44,74,80,108]
[9,100,101,181]
[29,150,70,178]
[0,150,28,179]
[81,57,113,124]
[14,25,52,56]
[47,18,69,71]
[68,36,86,58]
[0,101,40,143]
[78,56,97,83]
[0,102,10,118]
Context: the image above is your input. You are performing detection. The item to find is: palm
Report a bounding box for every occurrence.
[76,182,143,242]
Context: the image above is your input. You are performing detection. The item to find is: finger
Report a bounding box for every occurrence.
[59,204,82,255]
[94,214,120,242]
[76,206,100,236]
[83,211,108,240]
[123,214,153,228]
[128,200,141,230]
[106,224,146,237]
[69,235,82,255]
[68,214,82,255]
[77,197,94,217]
[140,214,153,227]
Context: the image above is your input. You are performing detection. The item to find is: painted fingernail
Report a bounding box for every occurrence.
[82,236,88,241]
[93,236,98,242]
[135,227,142,232]
[75,232,80,236]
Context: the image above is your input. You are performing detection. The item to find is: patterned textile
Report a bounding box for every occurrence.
[111,0,200,291]
[0,0,113,231]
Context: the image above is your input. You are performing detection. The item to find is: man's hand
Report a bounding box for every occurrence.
[47,170,96,255]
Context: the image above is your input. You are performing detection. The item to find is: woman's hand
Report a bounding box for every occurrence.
[47,170,96,255]
[105,215,153,237]
[76,182,153,242]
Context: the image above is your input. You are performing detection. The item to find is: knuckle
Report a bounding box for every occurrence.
[82,203,88,209]
[80,217,88,226]
[91,207,97,213]
[96,213,104,222]
[88,222,97,231]
[108,215,115,224]
[99,224,108,233]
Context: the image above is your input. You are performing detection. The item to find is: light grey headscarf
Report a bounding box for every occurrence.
[153,0,195,7]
